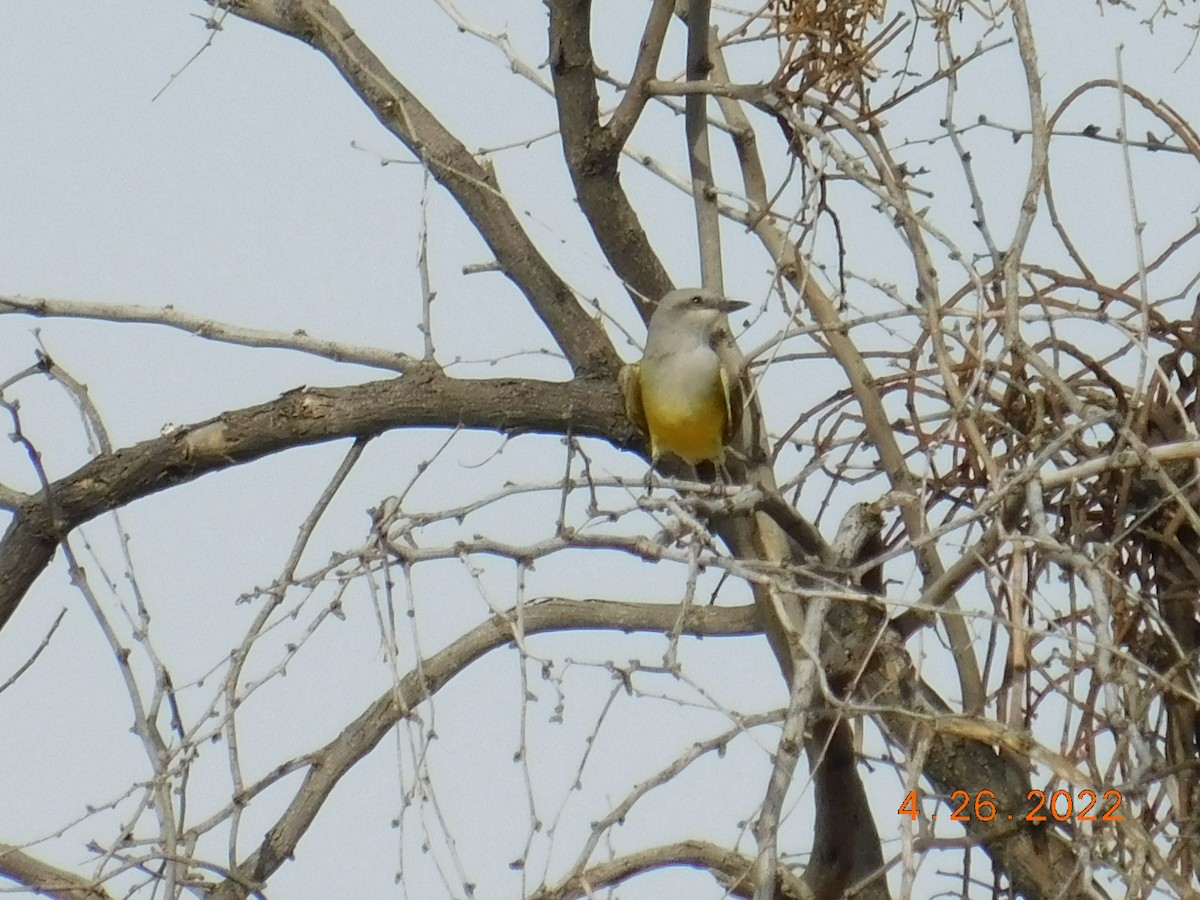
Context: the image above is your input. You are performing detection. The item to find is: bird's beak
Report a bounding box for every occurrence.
[718,298,750,314]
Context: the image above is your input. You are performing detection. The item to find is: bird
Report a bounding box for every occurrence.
[620,287,751,469]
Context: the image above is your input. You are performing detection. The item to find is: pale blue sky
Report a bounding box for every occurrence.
[2,1,1199,897]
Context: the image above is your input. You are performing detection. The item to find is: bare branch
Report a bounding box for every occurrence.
[1,294,416,370]
[547,0,674,315]
[221,0,617,374]
[0,370,634,631]
[685,0,724,291]
[0,844,113,900]
[205,598,760,899]
[529,838,810,900]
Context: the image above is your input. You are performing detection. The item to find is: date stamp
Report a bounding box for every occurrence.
[898,789,1123,823]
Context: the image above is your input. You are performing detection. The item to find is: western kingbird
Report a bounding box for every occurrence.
[620,288,750,467]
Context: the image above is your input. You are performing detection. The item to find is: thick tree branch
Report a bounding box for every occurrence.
[0,844,112,900]
[822,588,1105,899]
[205,598,761,899]
[0,370,633,631]
[547,0,674,316]
[691,60,890,895]
[701,81,987,714]
[529,838,810,900]
[192,565,1106,900]
[218,0,616,375]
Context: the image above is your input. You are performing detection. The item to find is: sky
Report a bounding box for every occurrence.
[2,0,1200,898]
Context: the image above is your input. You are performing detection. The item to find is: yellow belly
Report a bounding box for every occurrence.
[641,378,727,465]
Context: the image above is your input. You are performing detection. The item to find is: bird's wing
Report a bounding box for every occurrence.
[714,323,773,470]
[718,363,741,445]
[712,324,746,446]
[618,363,648,435]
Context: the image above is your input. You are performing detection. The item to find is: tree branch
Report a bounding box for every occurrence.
[205,598,761,899]
[607,0,675,148]
[0,370,633,631]
[1,294,415,372]
[718,85,987,714]
[822,584,1106,899]
[0,844,112,900]
[685,0,723,291]
[529,838,810,900]
[547,0,674,316]
[218,0,616,374]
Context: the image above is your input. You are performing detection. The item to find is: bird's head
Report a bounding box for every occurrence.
[651,288,749,330]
